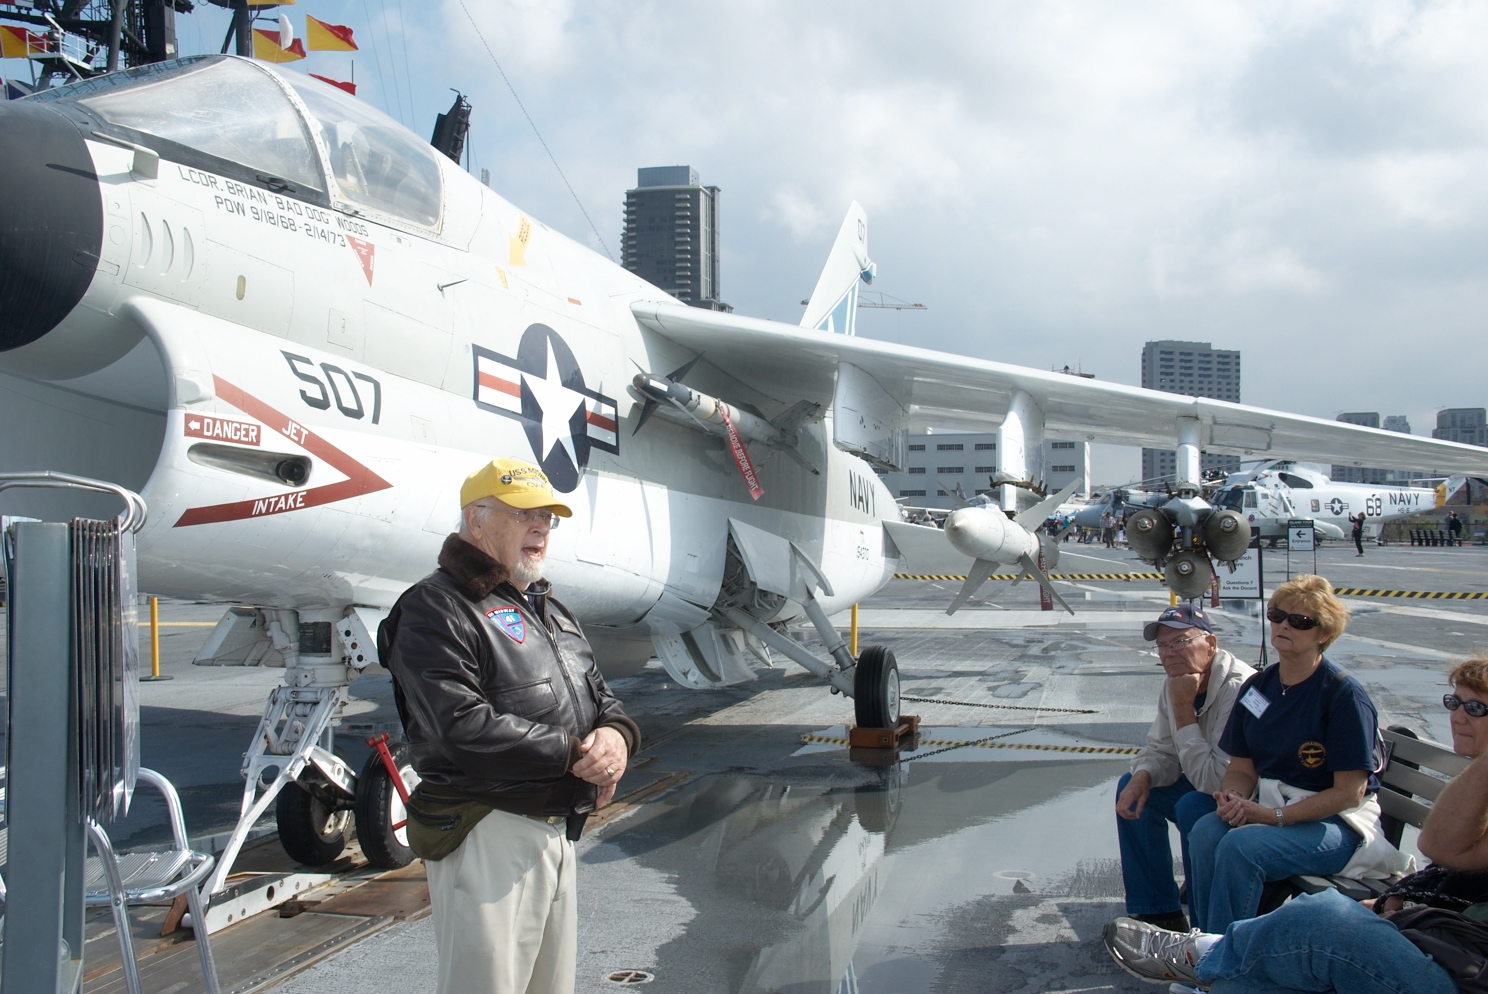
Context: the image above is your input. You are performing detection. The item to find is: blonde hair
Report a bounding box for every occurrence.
[1269,574,1349,651]
[1449,658,1488,696]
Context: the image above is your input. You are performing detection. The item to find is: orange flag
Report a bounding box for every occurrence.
[1,25,48,59]
[310,73,356,95]
[306,16,358,52]
[252,28,306,63]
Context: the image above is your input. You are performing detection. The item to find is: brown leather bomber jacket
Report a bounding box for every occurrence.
[379,534,641,818]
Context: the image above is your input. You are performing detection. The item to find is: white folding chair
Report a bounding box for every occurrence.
[84,768,220,994]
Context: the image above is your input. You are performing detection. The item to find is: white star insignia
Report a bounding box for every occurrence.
[521,337,586,468]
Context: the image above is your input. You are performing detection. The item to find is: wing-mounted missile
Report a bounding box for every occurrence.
[632,356,702,435]
[629,371,821,496]
[941,477,1083,614]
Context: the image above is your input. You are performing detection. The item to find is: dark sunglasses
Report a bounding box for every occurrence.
[1266,606,1319,630]
[1445,694,1488,718]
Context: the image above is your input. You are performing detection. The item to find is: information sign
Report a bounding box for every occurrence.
[1288,518,1316,552]
[1216,538,1263,599]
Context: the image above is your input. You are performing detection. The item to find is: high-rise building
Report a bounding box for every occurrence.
[1332,413,1415,483]
[1337,412,1380,430]
[1434,408,1488,447]
[1139,341,1241,482]
[1383,415,1412,434]
[621,166,731,312]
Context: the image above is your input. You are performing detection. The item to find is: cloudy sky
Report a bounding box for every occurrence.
[22,1,1488,482]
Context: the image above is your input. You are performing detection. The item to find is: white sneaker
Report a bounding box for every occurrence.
[1102,916,1205,986]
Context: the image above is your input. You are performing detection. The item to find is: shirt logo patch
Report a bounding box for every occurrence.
[487,607,526,643]
[1299,741,1327,769]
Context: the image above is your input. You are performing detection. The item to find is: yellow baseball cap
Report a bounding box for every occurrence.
[460,459,573,516]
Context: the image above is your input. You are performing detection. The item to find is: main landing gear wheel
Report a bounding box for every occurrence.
[354,741,421,869]
[276,774,352,866]
[854,645,901,729]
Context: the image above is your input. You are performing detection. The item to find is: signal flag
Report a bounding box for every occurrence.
[1,25,48,59]
[310,74,356,95]
[252,28,306,62]
[306,16,358,52]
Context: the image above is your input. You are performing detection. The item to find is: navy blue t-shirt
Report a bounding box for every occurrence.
[1219,659,1380,793]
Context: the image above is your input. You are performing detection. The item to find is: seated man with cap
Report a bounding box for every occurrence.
[1115,604,1256,932]
[379,458,640,994]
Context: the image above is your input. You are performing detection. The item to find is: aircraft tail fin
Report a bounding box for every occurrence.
[801,201,876,336]
[1438,477,1467,508]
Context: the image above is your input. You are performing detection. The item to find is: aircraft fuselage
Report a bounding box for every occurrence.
[0,57,897,669]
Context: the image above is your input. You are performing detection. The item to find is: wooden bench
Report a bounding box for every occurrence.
[1258,726,1469,910]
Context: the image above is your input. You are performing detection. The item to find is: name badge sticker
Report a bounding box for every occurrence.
[1240,686,1270,719]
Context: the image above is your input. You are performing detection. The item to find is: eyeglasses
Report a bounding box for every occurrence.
[1156,633,1207,654]
[1444,694,1488,718]
[1266,606,1319,630]
[477,504,561,529]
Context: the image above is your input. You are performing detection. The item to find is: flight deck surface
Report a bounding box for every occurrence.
[7,541,1484,993]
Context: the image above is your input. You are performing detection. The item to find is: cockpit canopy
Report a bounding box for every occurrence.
[1213,486,1254,510]
[29,55,443,229]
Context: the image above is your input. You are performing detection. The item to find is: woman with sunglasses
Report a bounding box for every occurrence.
[1182,574,1410,935]
[1444,659,1488,761]
[1106,659,1488,994]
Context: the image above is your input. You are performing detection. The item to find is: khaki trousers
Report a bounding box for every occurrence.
[426,807,576,994]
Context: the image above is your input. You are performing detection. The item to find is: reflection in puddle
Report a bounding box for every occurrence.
[599,749,1129,994]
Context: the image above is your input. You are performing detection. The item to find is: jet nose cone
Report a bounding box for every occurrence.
[0,98,103,354]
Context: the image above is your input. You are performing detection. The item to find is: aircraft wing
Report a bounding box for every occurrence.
[632,301,1488,474]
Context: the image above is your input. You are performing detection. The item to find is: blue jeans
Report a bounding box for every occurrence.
[1115,773,1217,915]
[1187,812,1361,933]
[1198,889,1456,994]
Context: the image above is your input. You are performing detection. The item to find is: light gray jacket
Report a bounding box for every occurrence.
[1130,648,1256,794]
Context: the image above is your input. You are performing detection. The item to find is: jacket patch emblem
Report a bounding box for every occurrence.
[487,607,526,643]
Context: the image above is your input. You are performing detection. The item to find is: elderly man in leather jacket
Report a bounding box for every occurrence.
[380,458,640,994]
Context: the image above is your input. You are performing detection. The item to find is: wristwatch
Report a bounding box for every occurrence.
[1275,807,1285,827]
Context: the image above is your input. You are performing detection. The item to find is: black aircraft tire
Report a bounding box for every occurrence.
[276,777,351,866]
[854,645,901,729]
[354,742,420,870]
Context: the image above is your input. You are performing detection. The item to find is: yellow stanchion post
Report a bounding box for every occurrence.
[1170,588,1179,606]
[850,603,859,657]
[142,595,173,681]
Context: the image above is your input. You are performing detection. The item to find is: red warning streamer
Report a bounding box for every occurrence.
[720,410,764,501]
